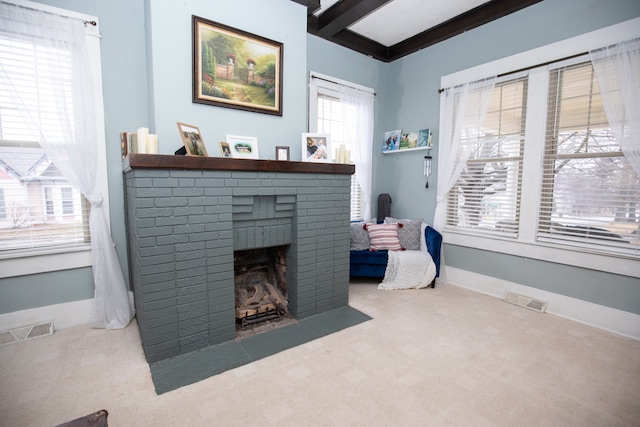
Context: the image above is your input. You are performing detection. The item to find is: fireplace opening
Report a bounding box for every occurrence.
[234,245,291,334]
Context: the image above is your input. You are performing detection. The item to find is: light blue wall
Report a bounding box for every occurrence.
[375,0,640,222]
[146,0,307,160]
[2,0,638,318]
[375,0,640,314]
[0,0,307,315]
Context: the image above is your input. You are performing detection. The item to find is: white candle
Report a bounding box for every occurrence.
[148,134,158,154]
[339,144,347,163]
[334,148,339,163]
[137,127,149,154]
[345,149,350,164]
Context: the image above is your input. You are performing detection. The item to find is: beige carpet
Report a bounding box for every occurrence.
[1,281,639,426]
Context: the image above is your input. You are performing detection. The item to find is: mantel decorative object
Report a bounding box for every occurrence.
[192,15,283,116]
[177,122,208,157]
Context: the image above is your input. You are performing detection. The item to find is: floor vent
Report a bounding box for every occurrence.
[0,321,53,345]
[503,292,547,313]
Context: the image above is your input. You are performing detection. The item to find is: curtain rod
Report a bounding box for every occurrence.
[437,51,588,93]
[310,75,376,96]
[2,1,96,27]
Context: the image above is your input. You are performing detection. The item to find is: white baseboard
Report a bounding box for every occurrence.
[0,292,135,332]
[0,298,93,332]
[447,266,640,341]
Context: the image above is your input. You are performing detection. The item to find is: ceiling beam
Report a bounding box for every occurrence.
[314,0,391,37]
[387,0,544,61]
[300,0,543,62]
[315,28,390,61]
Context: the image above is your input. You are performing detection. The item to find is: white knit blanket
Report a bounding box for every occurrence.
[377,250,436,290]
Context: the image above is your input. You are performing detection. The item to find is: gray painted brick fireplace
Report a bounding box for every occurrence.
[123,154,355,363]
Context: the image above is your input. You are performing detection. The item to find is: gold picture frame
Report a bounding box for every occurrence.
[192,15,283,116]
[177,122,208,156]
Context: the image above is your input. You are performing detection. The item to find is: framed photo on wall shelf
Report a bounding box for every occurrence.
[302,133,331,162]
[226,135,259,159]
[177,122,208,156]
[276,146,290,161]
[192,15,283,116]
[382,129,402,152]
[382,128,433,154]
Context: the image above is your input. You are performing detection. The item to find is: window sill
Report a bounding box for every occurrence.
[444,231,639,279]
[0,245,92,278]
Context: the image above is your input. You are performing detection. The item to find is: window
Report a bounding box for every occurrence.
[538,61,638,257]
[0,36,90,253]
[316,92,364,219]
[0,1,107,277]
[61,187,74,215]
[308,73,375,221]
[441,27,640,268]
[447,76,527,238]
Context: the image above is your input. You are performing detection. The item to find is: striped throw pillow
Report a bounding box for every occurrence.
[366,223,402,251]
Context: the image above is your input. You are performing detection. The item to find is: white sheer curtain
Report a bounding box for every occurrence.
[590,38,640,176]
[0,3,134,329]
[344,89,375,220]
[434,77,496,284]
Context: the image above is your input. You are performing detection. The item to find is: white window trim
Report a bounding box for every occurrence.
[440,17,640,279]
[0,0,107,278]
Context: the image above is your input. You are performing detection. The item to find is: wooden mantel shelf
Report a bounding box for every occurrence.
[123,153,355,175]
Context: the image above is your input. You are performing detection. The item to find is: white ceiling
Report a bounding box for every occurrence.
[314,0,490,47]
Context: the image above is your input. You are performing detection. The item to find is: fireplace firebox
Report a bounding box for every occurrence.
[234,246,288,328]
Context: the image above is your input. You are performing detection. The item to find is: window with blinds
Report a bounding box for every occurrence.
[443,53,639,260]
[0,35,90,254]
[447,77,527,237]
[538,61,639,257]
[316,91,364,220]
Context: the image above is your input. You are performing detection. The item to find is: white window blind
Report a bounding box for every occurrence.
[447,76,527,238]
[538,60,639,257]
[0,32,90,254]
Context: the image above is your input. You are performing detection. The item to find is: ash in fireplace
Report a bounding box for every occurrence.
[235,312,297,340]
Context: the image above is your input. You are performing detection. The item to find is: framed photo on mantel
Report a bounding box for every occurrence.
[177,122,208,156]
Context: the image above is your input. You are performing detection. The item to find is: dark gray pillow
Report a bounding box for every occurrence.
[385,217,423,250]
[350,219,376,250]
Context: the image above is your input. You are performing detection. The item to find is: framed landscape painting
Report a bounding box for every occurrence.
[192,15,283,116]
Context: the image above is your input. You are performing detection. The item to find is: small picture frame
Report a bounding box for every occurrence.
[276,146,290,161]
[177,122,208,156]
[226,135,259,159]
[219,141,232,158]
[302,133,331,162]
[383,129,402,152]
